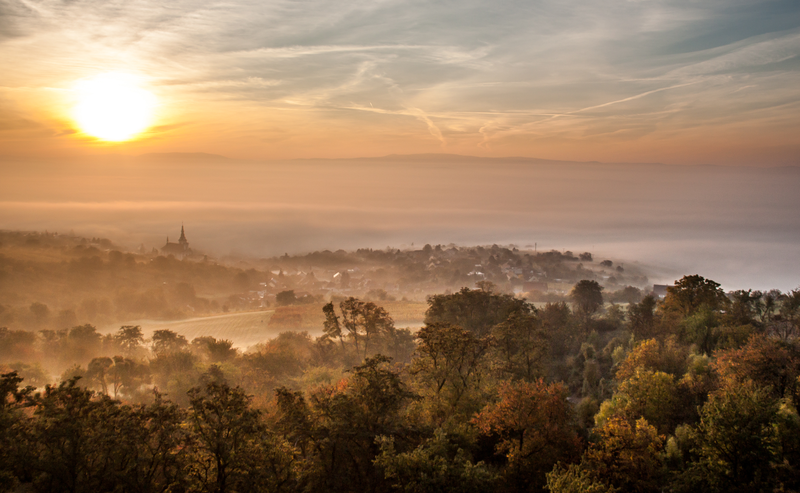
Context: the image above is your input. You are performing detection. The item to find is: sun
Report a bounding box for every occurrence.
[73,73,157,142]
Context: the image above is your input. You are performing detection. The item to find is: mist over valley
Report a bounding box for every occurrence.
[1,153,797,291]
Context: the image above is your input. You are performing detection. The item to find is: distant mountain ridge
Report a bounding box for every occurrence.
[129,151,797,169]
[135,152,234,162]
[293,152,669,167]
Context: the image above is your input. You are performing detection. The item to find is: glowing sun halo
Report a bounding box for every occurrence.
[73,73,157,142]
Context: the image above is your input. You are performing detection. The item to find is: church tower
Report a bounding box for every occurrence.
[178,224,188,248]
[162,225,192,257]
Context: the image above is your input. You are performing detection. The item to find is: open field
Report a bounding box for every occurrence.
[102,301,429,349]
[101,310,281,350]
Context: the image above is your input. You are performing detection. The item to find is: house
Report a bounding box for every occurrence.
[652,284,671,299]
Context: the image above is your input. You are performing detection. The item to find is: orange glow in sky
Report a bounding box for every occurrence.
[0,0,798,165]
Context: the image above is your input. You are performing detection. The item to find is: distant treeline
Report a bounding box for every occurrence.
[2,275,800,493]
[0,230,650,335]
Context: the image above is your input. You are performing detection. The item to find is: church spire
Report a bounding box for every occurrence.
[179,224,187,245]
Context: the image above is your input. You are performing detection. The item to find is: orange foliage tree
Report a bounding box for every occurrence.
[473,379,581,492]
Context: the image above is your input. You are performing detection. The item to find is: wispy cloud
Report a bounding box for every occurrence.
[1,0,799,163]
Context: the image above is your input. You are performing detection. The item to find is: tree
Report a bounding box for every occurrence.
[425,287,532,337]
[275,355,414,493]
[570,280,604,332]
[663,275,727,318]
[726,290,763,328]
[60,324,102,366]
[595,369,678,435]
[473,380,581,492]
[0,328,36,362]
[627,295,658,339]
[149,351,201,407]
[114,392,190,493]
[614,339,687,382]
[29,302,49,323]
[490,311,547,381]
[185,373,264,493]
[152,329,189,355]
[712,334,800,401]
[581,417,664,493]
[686,381,781,493]
[192,336,238,363]
[0,372,32,492]
[361,302,395,358]
[115,325,145,356]
[375,428,497,493]
[276,290,297,306]
[775,288,800,341]
[20,378,171,492]
[609,286,642,304]
[540,301,578,358]
[546,464,616,493]
[410,323,493,422]
[86,356,114,395]
[322,300,344,341]
[322,298,395,360]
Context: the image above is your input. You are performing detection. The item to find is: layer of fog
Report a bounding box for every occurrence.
[1,153,798,291]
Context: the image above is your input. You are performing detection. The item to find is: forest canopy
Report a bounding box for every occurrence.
[1,232,799,492]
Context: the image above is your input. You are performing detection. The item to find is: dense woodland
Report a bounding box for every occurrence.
[2,268,800,492]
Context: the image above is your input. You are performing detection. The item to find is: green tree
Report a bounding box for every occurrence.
[540,301,578,358]
[627,295,658,339]
[0,372,32,492]
[185,372,264,493]
[192,336,238,363]
[149,350,201,407]
[680,307,721,355]
[685,381,781,493]
[581,417,664,493]
[410,323,493,422]
[375,428,497,493]
[322,298,395,360]
[774,288,800,341]
[152,329,189,355]
[546,463,617,493]
[425,286,532,337]
[275,355,414,493]
[115,325,145,356]
[595,369,678,435]
[570,280,604,332]
[21,378,178,492]
[490,311,547,381]
[663,275,727,318]
[725,289,763,328]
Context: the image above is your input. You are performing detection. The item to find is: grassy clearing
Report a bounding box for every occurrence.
[379,300,428,328]
[101,310,286,349]
[103,301,429,350]
[267,301,428,332]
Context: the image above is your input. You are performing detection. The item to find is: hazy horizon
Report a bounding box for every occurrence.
[1,153,798,292]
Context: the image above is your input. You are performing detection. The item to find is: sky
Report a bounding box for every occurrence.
[1,0,800,164]
[1,0,800,292]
